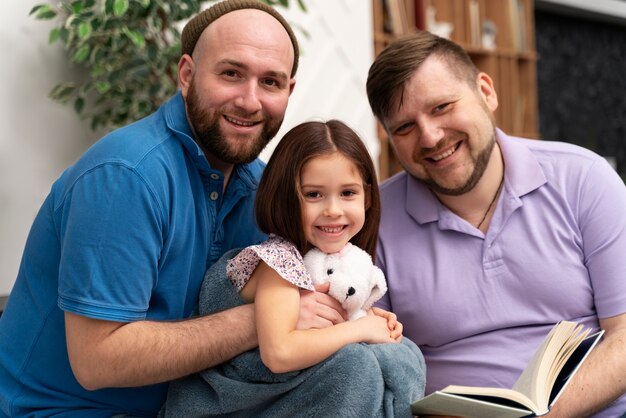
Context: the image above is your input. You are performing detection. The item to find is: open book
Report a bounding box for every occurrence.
[411,321,604,418]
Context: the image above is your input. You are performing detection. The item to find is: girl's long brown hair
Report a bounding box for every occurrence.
[255,120,381,259]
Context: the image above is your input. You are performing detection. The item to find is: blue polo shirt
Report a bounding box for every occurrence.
[0,92,266,417]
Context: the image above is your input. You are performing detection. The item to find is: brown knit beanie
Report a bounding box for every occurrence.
[181,0,299,77]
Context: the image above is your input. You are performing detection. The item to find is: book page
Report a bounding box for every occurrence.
[412,391,532,418]
[411,321,599,418]
[548,330,604,407]
[512,321,587,411]
[442,385,538,412]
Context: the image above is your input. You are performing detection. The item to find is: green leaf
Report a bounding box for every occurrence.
[38,9,57,20]
[28,4,44,15]
[138,0,150,7]
[78,22,92,40]
[113,0,129,17]
[74,97,85,114]
[72,45,90,63]
[123,27,145,48]
[49,28,61,44]
[71,2,84,14]
[30,4,57,20]
[95,81,111,94]
[49,83,76,102]
[29,4,49,16]
[59,27,69,43]
[147,44,158,61]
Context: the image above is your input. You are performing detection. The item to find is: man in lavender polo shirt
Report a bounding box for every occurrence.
[366,31,626,417]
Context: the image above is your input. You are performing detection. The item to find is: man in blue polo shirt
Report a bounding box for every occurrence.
[367,31,626,417]
[0,2,347,417]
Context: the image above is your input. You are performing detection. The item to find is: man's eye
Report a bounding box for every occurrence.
[262,78,279,88]
[394,123,413,136]
[433,103,450,113]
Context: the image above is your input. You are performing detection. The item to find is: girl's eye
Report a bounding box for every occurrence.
[304,191,321,199]
[341,190,357,197]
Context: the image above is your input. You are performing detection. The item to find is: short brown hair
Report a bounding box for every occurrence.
[256,120,381,259]
[367,31,478,125]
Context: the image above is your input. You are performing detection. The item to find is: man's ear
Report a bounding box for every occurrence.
[288,78,296,96]
[477,72,498,112]
[178,54,195,99]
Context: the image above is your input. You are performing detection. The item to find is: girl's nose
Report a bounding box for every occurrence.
[323,198,342,217]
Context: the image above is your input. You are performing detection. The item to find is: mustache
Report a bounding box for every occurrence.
[413,133,466,161]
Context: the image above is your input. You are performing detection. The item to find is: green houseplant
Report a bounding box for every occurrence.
[30,0,306,131]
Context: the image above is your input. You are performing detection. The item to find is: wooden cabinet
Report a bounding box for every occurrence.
[373,0,540,180]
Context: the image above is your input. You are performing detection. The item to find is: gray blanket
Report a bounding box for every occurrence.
[159,249,426,418]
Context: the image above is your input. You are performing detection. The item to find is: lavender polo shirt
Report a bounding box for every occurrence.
[376,130,626,417]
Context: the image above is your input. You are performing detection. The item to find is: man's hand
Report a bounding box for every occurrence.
[544,313,626,417]
[296,282,348,329]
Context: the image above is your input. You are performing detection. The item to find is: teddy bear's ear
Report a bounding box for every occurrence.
[362,267,388,310]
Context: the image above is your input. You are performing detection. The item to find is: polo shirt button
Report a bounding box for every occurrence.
[210,173,220,180]
[210,191,219,200]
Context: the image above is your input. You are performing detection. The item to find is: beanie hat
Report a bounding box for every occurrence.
[181,0,299,77]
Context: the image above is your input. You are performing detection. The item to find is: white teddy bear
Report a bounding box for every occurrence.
[303,243,388,320]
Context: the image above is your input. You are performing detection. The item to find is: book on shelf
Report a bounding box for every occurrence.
[384,0,410,36]
[468,0,481,48]
[517,0,528,52]
[414,0,426,30]
[411,321,604,418]
[508,0,529,51]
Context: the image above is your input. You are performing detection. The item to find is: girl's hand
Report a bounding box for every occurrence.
[355,310,401,344]
[371,307,403,341]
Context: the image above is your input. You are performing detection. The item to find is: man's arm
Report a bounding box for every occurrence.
[66,285,346,390]
[418,314,626,418]
[545,312,626,418]
[65,305,257,390]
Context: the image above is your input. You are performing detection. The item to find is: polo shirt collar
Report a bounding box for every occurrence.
[497,129,546,197]
[162,92,260,188]
[405,129,546,224]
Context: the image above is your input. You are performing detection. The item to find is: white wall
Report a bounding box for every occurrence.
[266,1,378,164]
[0,1,376,295]
[0,0,99,295]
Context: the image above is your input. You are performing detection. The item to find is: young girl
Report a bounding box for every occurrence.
[227,119,402,373]
[159,120,425,417]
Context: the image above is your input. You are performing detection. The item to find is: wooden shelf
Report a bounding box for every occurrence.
[373,0,540,180]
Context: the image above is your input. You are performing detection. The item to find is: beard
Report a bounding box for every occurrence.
[419,127,497,196]
[185,80,282,165]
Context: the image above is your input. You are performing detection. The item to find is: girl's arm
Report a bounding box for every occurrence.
[254,261,398,374]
